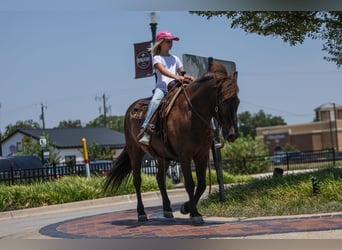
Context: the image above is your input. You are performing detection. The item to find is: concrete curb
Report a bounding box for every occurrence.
[0,187,188,220]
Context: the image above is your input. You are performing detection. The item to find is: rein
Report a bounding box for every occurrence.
[182,84,214,132]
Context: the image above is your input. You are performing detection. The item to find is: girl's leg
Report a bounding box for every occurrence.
[141,88,165,129]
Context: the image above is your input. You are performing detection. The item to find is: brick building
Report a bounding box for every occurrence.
[256,103,342,154]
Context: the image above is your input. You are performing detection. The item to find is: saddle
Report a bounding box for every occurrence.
[130,80,191,155]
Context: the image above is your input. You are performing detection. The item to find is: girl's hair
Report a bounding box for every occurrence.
[150,39,165,56]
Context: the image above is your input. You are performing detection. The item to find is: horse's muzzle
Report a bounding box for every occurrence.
[224,126,238,142]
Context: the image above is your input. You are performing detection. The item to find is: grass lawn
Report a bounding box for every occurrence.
[199,167,342,218]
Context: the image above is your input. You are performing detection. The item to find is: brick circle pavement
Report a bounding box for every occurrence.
[39,204,342,239]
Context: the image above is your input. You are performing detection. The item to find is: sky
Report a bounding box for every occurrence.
[1,10,341,133]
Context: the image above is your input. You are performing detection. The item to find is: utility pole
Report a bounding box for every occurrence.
[102,93,107,127]
[40,103,47,131]
[95,93,111,128]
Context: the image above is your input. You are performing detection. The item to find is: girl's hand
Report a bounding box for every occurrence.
[184,75,195,81]
[175,75,185,82]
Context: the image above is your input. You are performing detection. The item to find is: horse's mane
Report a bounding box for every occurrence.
[189,61,239,100]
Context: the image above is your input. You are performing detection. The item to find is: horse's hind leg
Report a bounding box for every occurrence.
[130,150,147,222]
[156,159,173,218]
[132,169,148,222]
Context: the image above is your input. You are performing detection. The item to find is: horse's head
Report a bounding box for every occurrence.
[211,61,240,142]
[217,92,240,142]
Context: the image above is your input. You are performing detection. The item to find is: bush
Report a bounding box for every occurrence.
[0,174,174,212]
[221,135,271,174]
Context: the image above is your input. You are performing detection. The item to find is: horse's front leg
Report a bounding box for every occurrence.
[180,157,208,225]
[193,157,208,205]
[179,161,204,225]
[156,159,173,218]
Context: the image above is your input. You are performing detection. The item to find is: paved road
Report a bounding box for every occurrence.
[1,186,342,239]
[0,189,188,239]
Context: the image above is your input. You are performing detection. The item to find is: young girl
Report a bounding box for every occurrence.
[138,30,193,145]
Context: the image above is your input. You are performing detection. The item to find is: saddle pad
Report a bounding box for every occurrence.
[130,99,149,120]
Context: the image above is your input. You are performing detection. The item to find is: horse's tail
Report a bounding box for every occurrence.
[104,147,132,192]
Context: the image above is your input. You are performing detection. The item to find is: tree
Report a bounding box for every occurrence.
[86,142,114,161]
[3,119,41,139]
[86,115,124,133]
[15,134,60,164]
[55,119,82,128]
[190,11,342,67]
[238,110,286,138]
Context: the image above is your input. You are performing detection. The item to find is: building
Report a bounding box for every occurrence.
[0,127,125,162]
[256,103,342,154]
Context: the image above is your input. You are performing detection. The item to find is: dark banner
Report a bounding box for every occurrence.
[134,41,153,79]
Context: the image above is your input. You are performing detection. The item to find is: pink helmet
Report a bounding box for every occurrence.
[156,30,180,42]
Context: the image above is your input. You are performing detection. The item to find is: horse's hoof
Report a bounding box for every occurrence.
[138,214,148,222]
[163,211,174,219]
[180,204,189,215]
[191,216,205,225]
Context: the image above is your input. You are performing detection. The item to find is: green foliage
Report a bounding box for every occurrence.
[86,115,124,133]
[238,110,286,138]
[86,142,115,161]
[221,135,271,174]
[0,174,173,212]
[282,143,298,152]
[192,169,252,186]
[55,119,82,128]
[3,119,41,139]
[199,167,342,218]
[15,133,60,164]
[190,11,342,68]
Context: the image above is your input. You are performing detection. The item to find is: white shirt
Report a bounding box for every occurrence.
[153,55,183,93]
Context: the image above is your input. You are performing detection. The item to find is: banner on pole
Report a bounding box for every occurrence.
[134,41,153,79]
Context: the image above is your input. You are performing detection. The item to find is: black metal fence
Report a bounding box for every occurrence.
[221,148,341,175]
[0,149,340,185]
[0,160,113,185]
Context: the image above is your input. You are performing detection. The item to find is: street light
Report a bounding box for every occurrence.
[148,11,160,45]
[328,102,339,153]
[0,102,2,156]
[332,102,339,152]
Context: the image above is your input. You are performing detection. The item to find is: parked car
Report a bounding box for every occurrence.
[141,155,182,183]
[271,151,305,164]
[167,161,181,183]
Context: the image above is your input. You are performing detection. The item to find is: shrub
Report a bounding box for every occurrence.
[221,135,271,174]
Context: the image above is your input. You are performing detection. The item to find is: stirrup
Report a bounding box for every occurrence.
[139,133,150,146]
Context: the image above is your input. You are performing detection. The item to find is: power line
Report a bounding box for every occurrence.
[95,93,111,127]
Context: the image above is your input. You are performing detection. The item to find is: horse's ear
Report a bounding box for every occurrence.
[233,71,238,80]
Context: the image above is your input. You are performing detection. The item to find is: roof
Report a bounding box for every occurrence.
[15,127,125,149]
[315,103,342,111]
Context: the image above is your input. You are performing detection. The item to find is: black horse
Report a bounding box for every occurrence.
[104,60,240,225]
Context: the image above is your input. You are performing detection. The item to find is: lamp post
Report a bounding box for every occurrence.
[328,102,339,158]
[333,103,339,152]
[0,102,2,157]
[148,11,159,82]
[148,11,160,45]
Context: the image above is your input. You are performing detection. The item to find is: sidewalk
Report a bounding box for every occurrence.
[2,186,342,239]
